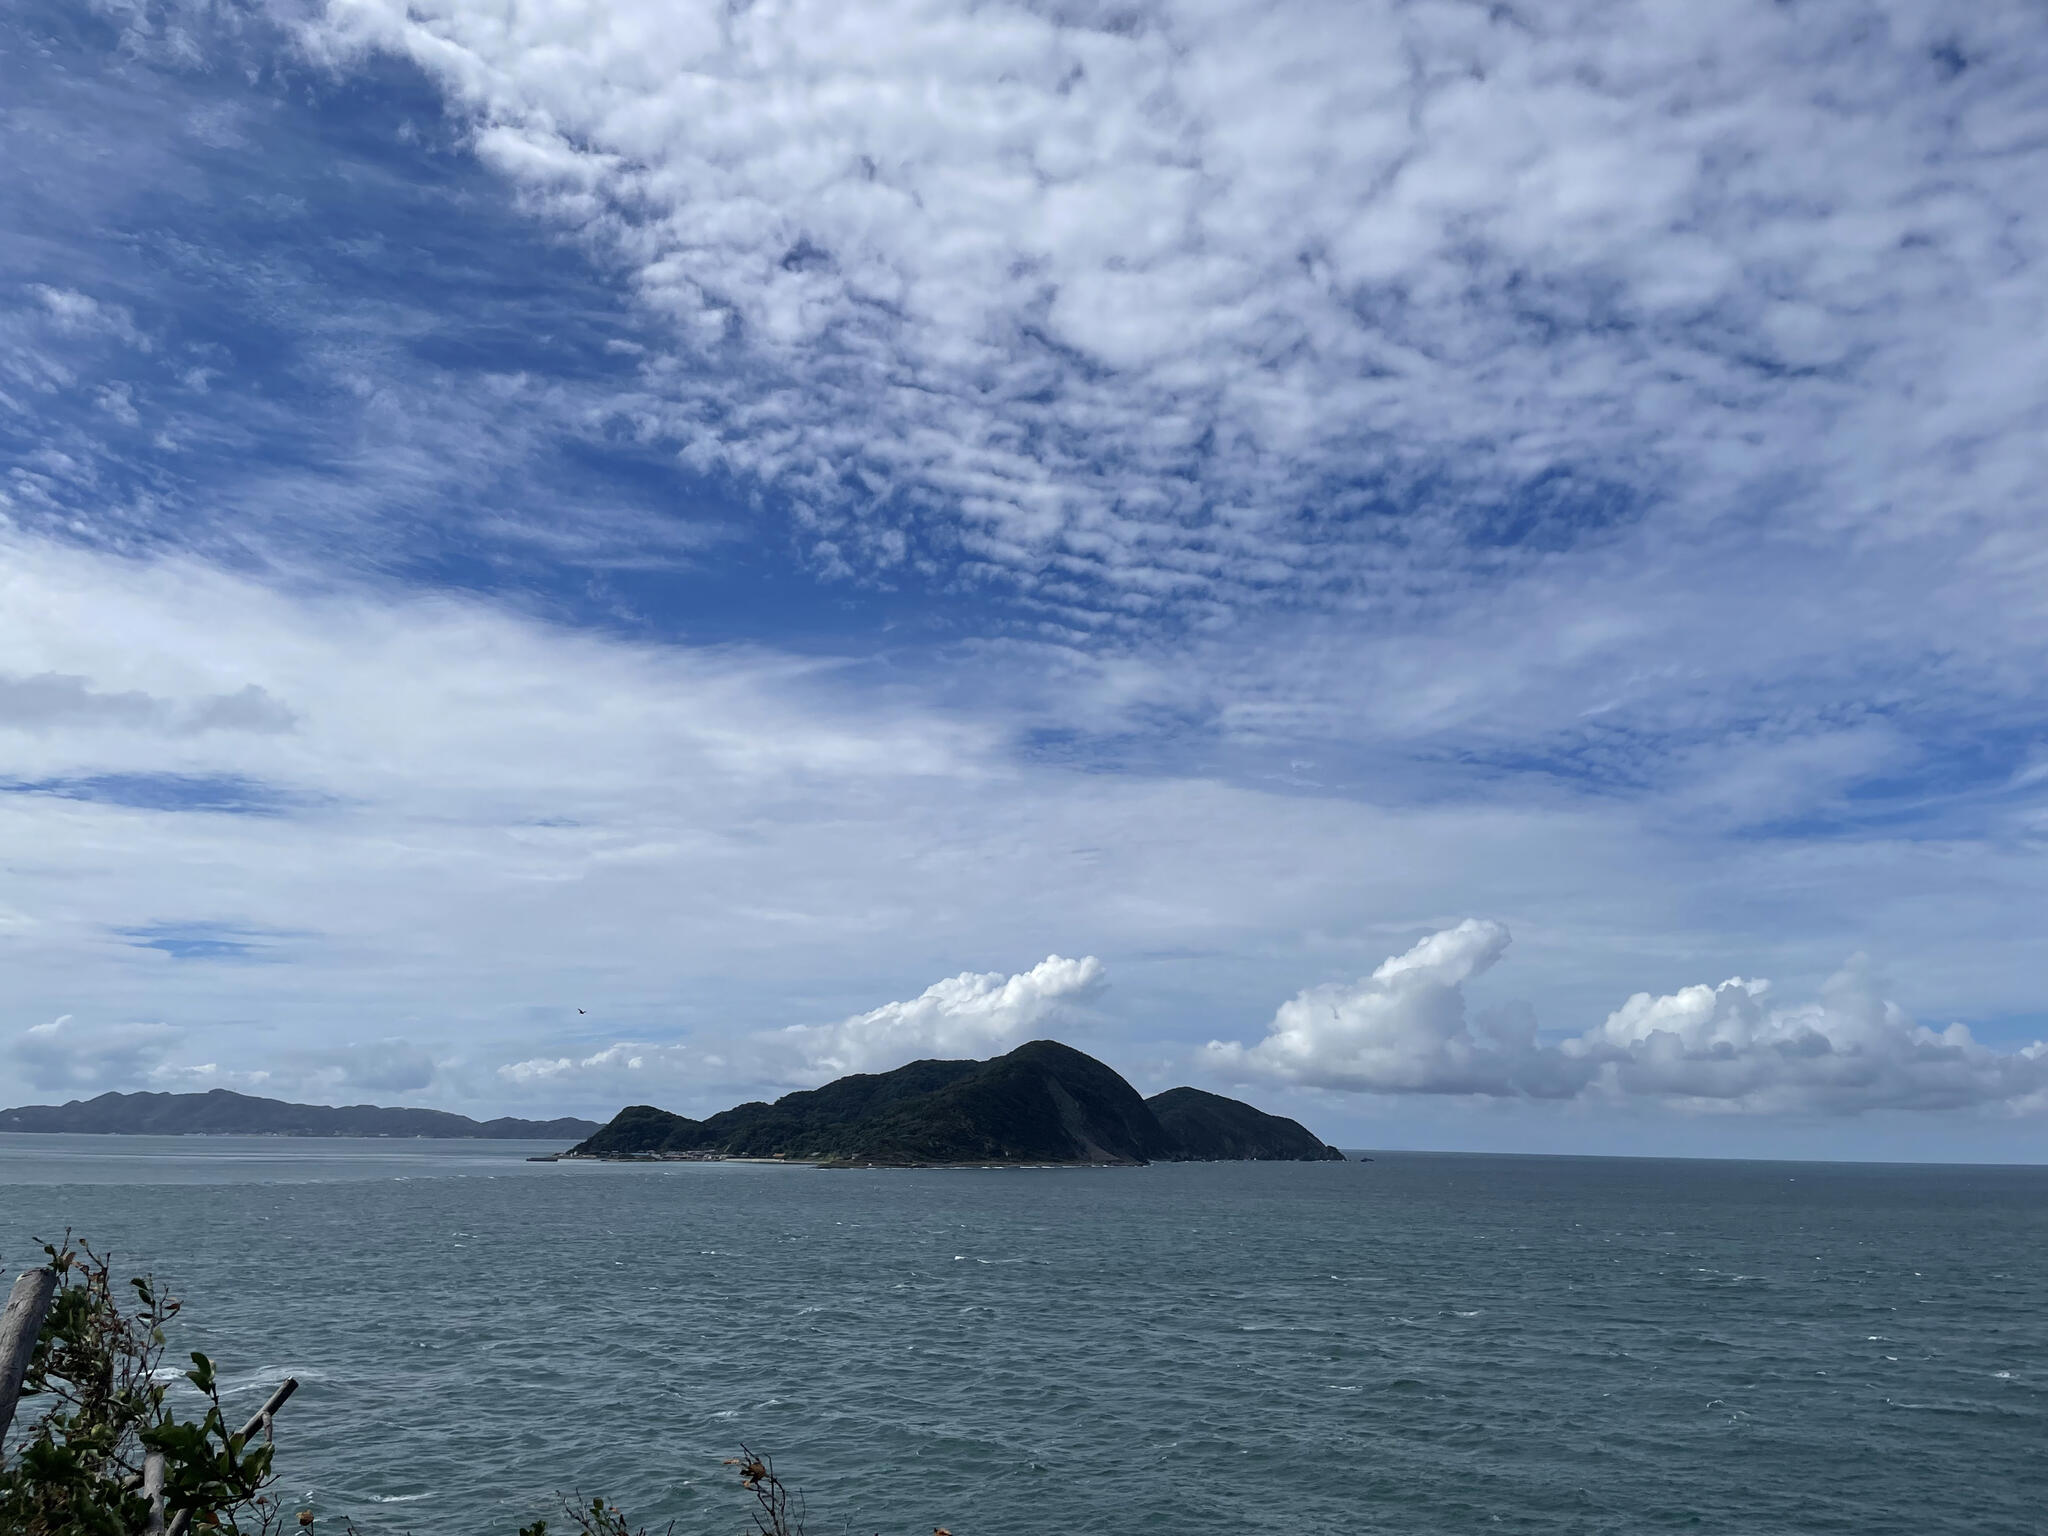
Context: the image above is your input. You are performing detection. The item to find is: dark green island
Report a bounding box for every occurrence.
[566,1039,1348,1165]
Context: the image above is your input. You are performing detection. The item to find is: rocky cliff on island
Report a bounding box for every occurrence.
[569,1039,1348,1165]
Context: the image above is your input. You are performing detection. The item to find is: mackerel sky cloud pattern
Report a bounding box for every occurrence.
[309,0,2048,617]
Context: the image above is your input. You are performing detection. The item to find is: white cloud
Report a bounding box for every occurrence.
[147,1061,274,1092]
[1205,920,1561,1096]
[1579,964,2048,1115]
[11,1014,181,1094]
[499,1043,650,1087]
[30,286,148,349]
[494,954,1103,1102]
[303,0,2048,614]
[1211,924,2048,1116]
[777,953,1105,1077]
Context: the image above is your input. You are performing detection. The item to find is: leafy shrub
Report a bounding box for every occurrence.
[0,1237,282,1535]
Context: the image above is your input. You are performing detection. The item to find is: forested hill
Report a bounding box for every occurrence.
[1143,1086,1347,1162]
[570,1040,1349,1165]
[0,1088,599,1140]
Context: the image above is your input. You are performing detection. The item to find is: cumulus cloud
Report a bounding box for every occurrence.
[777,953,1105,1077]
[1578,965,2048,1115]
[1210,924,2048,1115]
[10,1014,181,1094]
[307,0,2048,615]
[1205,920,1585,1097]
[496,954,1104,1100]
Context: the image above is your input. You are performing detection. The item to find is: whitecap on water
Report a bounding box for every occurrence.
[222,1367,328,1396]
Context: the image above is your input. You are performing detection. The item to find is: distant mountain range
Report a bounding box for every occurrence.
[0,1088,600,1140]
[570,1040,1348,1165]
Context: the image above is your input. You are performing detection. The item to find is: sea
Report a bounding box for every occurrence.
[1,1137,2042,1535]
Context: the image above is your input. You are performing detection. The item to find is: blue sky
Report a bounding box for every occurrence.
[3,0,2046,1158]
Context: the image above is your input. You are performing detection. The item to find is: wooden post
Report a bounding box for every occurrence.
[0,1266,59,1445]
[142,1450,167,1535]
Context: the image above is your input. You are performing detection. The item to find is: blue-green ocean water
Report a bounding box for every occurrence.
[2,1137,2043,1534]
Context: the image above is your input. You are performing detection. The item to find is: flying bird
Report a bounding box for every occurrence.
[577,1008,586,1015]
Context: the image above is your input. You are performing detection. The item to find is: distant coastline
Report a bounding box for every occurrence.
[0,1087,599,1141]
[558,1160,1330,1171]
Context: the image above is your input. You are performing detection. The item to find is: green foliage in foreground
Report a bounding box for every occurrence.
[0,1238,281,1535]
[2,1240,929,1536]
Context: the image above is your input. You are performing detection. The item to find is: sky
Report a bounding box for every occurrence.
[3,0,2046,1161]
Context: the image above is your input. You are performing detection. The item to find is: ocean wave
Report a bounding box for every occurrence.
[223,1367,328,1396]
